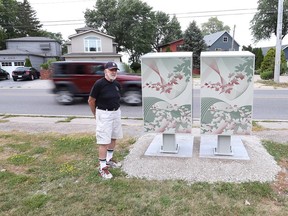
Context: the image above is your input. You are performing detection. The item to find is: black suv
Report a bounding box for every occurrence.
[51,61,142,105]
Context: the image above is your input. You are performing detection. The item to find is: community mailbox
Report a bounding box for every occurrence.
[200,51,255,155]
[141,52,193,153]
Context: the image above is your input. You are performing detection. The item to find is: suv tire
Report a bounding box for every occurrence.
[55,89,74,105]
[122,88,142,105]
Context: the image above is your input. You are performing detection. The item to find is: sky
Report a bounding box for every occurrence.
[29,0,283,48]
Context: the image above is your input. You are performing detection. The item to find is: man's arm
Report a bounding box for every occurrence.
[88,96,96,118]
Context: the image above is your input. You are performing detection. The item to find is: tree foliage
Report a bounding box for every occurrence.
[150,11,170,51]
[0,0,63,50]
[17,0,42,37]
[85,0,183,62]
[24,57,32,67]
[242,45,264,70]
[260,48,287,76]
[151,13,182,51]
[85,0,155,62]
[201,17,231,35]
[0,0,42,39]
[183,21,207,69]
[250,0,288,42]
[160,15,182,47]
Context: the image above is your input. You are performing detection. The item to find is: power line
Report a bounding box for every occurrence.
[29,0,95,4]
[168,8,257,15]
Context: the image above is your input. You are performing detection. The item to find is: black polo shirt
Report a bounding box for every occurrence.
[89,77,121,110]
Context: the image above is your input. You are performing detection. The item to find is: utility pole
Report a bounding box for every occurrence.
[231,25,236,51]
[274,0,284,83]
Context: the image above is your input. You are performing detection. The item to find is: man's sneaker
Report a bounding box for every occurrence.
[98,166,113,179]
[106,159,121,168]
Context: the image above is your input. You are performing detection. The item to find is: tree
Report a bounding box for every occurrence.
[16,0,42,37]
[0,0,43,49]
[151,13,182,51]
[183,21,207,69]
[250,0,288,42]
[242,45,264,70]
[24,57,32,67]
[160,15,182,46]
[260,48,287,77]
[254,48,264,70]
[150,11,170,51]
[201,17,231,35]
[84,0,155,63]
[0,0,19,46]
[0,27,7,50]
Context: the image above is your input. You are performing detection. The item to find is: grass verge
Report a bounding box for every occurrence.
[257,79,288,88]
[0,132,287,215]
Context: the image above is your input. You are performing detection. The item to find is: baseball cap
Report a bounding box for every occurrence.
[105,62,119,70]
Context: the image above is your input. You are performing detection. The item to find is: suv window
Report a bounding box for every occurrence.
[52,62,105,75]
[92,65,105,75]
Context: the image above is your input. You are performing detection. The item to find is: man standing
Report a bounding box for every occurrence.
[88,62,123,179]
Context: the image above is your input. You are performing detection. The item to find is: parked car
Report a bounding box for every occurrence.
[12,67,40,81]
[51,61,142,106]
[0,68,10,80]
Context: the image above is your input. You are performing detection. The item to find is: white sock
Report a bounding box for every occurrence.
[106,149,114,162]
[99,159,107,169]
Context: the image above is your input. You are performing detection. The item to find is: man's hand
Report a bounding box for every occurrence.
[88,96,96,118]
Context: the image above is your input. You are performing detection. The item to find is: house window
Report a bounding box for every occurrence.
[40,43,51,50]
[215,48,222,51]
[176,44,184,51]
[223,36,228,43]
[1,62,12,66]
[14,62,24,66]
[85,37,101,52]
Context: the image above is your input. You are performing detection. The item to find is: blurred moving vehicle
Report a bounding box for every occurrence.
[51,61,142,106]
[0,68,10,80]
[12,67,40,81]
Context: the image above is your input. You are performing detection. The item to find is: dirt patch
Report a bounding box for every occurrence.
[271,159,288,196]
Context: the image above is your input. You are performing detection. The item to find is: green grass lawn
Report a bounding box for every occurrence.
[0,132,287,216]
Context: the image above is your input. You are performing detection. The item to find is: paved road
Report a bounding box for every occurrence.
[0,79,288,120]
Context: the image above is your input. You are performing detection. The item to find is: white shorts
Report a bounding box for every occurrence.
[95,108,123,144]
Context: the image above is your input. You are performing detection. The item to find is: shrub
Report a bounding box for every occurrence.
[24,58,32,67]
[40,58,57,70]
[260,70,273,80]
[130,62,141,73]
[260,48,287,76]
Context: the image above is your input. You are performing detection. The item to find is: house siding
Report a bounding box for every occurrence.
[158,31,240,53]
[0,54,44,75]
[0,37,62,75]
[64,29,121,62]
[208,32,239,51]
[6,40,61,57]
[69,33,114,53]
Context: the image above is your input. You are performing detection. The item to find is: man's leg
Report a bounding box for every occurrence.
[98,144,112,179]
[106,139,121,168]
[106,139,116,161]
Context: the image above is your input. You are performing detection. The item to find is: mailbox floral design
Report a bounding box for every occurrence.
[200,52,254,135]
[141,52,193,133]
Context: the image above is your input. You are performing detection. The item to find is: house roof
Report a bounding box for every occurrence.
[6,36,59,43]
[261,45,288,56]
[68,28,115,40]
[203,31,239,47]
[158,31,240,49]
[158,39,184,48]
[0,49,44,57]
[75,26,95,33]
[62,52,122,58]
